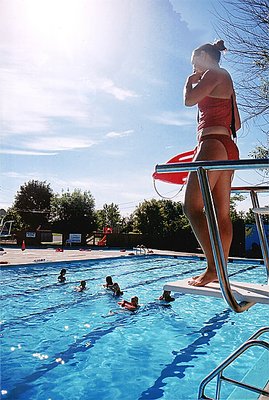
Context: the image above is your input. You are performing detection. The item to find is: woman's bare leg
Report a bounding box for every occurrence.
[183,139,233,286]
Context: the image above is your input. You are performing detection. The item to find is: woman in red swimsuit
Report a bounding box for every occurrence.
[183,40,241,287]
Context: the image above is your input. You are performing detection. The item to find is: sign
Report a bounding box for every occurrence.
[245,224,268,251]
[68,233,82,243]
[26,232,36,238]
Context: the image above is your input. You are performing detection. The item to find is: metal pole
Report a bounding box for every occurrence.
[250,190,269,280]
[196,167,253,313]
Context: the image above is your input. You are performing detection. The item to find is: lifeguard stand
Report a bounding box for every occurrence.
[154,158,269,399]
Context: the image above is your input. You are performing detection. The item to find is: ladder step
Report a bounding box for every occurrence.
[164,279,269,304]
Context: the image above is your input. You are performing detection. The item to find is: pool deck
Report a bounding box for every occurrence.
[0,247,200,267]
[0,246,264,268]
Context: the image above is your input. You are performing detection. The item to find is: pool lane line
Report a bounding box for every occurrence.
[138,308,232,400]
[0,258,185,295]
[0,258,202,300]
[0,266,206,330]
[1,259,261,299]
[0,256,183,284]
[1,263,262,330]
[0,255,168,276]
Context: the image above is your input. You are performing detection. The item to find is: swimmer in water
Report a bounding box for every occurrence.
[58,268,67,283]
[75,280,87,292]
[118,296,139,311]
[111,282,123,297]
[158,290,175,302]
[103,276,114,289]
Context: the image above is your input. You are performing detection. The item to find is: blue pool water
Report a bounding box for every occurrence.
[1,255,268,400]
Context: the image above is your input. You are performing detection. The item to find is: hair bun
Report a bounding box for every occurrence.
[213,40,227,52]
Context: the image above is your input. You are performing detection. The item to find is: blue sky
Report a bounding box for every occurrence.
[0,0,267,215]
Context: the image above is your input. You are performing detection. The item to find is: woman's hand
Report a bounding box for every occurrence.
[184,69,220,106]
[187,72,202,85]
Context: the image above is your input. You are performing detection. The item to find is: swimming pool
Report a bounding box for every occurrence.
[1,255,268,399]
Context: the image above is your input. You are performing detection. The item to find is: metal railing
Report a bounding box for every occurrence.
[154,158,269,313]
[197,327,269,400]
[232,185,269,280]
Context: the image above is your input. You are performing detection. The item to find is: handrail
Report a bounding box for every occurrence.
[155,158,268,174]
[250,190,269,281]
[154,158,269,312]
[248,326,269,340]
[232,186,269,193]
[198,327,269,400]
[232,186,269,281]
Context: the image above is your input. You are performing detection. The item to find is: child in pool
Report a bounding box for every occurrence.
[58,268,67,283]
[118,296,139,311]
[111,282,123,297]
[75,280,87,292]
[103,276,114,289]
[158,290,175,302]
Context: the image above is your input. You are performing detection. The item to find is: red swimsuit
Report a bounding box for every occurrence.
[197,96,239,160]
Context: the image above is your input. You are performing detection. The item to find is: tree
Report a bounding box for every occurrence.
[133,199,165,235]
[3,207,24,232]
[132,199,198,252]
[96,203,122,231]
[0,209,6,217]
[161,199,190,234]
[230,194,246,222]
[132,199,190,235]
[215,0,269,126]
[50,189,96,243]
[249,145,269,176]
[120,214,135,233]
[244,208,256,225]
[13,180,53,229]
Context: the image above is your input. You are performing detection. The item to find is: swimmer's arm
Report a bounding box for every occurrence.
[184,70,220,106]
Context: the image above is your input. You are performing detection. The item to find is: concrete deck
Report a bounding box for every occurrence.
[0,247,199,267]
[0,245,264,268]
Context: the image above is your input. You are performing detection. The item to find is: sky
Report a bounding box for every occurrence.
[0,0,267,216]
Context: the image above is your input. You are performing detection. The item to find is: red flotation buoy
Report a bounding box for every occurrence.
[153,149,195,185]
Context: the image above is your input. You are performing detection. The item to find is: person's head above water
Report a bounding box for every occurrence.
[60,268,66,276]
[80,280,86,288]
[131,296,139,306]
[105,276,113,285]
[191,40,227,73]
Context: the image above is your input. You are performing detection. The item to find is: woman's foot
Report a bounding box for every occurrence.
[188,269,218,287]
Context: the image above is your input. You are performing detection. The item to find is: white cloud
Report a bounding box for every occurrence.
[85,77,139,101]
[100,79,138,101]
[0,61,93,134]
[0,149,57,156]
[106,129,134,138]
[0,48,136,141]
[2,171,35,179]
[22,136,97,152]
[150,110,196,127]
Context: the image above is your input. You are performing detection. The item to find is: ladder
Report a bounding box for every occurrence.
[197,326,269,399]
[155,158,269,313]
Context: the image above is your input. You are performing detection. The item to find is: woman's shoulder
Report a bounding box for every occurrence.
[204,68,233,96]
[204,68,231,80]
[220,67,232,79]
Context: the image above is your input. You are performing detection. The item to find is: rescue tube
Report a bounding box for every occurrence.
[152,149,195,185]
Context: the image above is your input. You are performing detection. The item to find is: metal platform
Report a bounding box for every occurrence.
[164,279,269,304]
